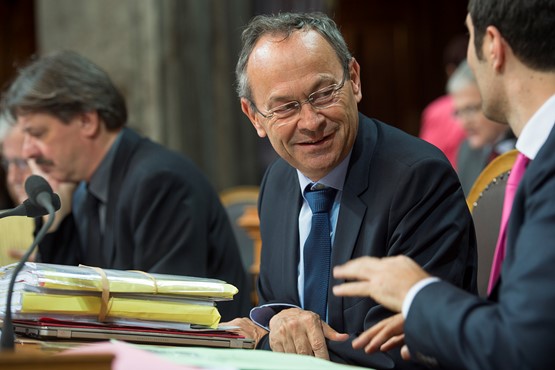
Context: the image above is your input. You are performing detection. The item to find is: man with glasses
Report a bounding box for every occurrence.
[1,122,31,205]
[0,50,251,320]
[0,122,35,265]
[225,12,477,369]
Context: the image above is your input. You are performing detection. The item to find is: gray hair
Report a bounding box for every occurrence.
[446,60,476,95]
[1,50,127,130]
[235,12,352,101]
[0,113,12,142]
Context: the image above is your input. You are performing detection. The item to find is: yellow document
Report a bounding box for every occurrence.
[19,292,221,328]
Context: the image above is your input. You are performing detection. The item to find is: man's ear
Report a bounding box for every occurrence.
[485,25,505,72]
[78,111,101,137]
[349,58,363,103]
[241,97,268,138]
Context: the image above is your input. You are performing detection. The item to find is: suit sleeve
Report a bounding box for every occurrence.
[404,157,555,369]
[128,170,250,321]
[386,156,477,291]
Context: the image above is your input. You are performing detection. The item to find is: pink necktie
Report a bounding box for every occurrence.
[487,152,530,294]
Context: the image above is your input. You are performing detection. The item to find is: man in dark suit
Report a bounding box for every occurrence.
[226,12,477,369]
[333,0,555,368]
[0,50,250,320]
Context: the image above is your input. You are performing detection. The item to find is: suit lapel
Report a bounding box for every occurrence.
[103,128,143,267]
[329,115,376,329]
[282,170,303,303]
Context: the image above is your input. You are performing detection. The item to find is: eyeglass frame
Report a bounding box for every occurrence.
[1,157,29,171]
[249,69,349,122]
[453,102,482,119]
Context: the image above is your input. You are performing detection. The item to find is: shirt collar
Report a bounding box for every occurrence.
[88,131,123,203]
[516,94,555,160]
[297,150,352,193]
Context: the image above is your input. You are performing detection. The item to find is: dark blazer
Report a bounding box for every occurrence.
[405,123,555,369]
[256,114,477,369]
[37,128,251,320]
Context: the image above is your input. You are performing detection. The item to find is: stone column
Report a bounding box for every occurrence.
[36,0,258,190]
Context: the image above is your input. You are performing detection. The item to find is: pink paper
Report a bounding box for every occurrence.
[61,340,202,370]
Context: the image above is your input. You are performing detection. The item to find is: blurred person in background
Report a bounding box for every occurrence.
[448,60,515,195]
[1,122,31,204]
[0,118,34,265]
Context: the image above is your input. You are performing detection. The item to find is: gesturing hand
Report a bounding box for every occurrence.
[333,256,430,312]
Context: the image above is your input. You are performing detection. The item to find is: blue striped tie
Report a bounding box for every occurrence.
[303,185,337,319]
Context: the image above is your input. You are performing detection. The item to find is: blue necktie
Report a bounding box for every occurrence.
[303,185,337,319]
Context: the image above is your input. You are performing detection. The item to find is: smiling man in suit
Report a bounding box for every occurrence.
[225,12,477,369]
[333,0,555,368]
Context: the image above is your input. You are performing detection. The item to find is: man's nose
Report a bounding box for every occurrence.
[22,136,40,159]
[297,102,325,131]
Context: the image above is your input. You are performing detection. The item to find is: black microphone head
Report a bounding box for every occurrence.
[22,193,62,217]
[24,175,54,206]
[22,199,48,217]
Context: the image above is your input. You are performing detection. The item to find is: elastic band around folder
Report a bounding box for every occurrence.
[127,270,159,294]
[79,264,110,321]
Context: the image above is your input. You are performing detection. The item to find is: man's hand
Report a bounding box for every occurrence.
[332,255,430,313]
[221,317,268,347]
[268,307,348,360]
[353,313,405,354]
[28,159,76,231]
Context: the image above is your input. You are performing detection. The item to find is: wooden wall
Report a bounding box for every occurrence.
[334,0,468,135]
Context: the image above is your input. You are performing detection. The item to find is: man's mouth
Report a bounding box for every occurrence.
[300,133,332,146]
[34,158,54,167]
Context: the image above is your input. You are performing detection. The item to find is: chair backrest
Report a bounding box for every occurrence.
[0,215,34,267]
[220,186,260,306]
[219,186,259,274]
[466,149,518,297]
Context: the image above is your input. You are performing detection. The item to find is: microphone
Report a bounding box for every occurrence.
[25,175,58,210]
[1,175,59,351]
[0,194,61,218]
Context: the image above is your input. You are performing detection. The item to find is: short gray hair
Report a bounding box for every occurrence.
[235,12,352,101]
[446,60,476,95]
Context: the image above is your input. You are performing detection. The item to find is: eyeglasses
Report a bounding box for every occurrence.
[252,73,347,125]
[453,103,482,120]
[1,157,29,171]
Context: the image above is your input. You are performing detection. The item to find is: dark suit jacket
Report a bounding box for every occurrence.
[37,128,251,320]
[256,114,477,369]
[405,123,555,369]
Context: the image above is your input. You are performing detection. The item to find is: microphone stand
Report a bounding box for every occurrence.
[0,201,56,351]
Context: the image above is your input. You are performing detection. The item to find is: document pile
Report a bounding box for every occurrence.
[0,262,238,329]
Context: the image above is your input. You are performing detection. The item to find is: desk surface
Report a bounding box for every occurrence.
[7,336,373,370]
[2,347,113,370]
[0,338,112,370]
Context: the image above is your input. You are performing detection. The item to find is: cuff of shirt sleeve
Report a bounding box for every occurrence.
[249,303,300,330]
[402,277,440,318]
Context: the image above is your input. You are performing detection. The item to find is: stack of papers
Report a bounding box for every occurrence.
[0,262,239,329]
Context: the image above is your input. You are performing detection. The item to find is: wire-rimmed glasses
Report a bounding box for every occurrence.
[251,73,347,126]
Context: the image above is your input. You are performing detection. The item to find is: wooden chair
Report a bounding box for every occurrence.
[219,186,260,306]
[466,149,518,297]
[0,216,34,267]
